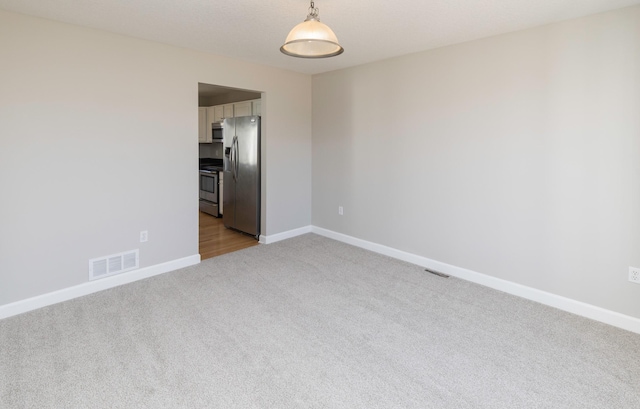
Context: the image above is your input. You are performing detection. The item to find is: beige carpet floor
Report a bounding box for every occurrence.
[1,233,639,408]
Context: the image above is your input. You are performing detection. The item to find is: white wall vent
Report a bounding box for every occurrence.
[89,249,139,281]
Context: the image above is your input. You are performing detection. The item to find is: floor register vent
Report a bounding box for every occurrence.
[89,249,139,281]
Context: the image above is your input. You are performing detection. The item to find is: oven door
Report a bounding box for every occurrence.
[199,171,218,203]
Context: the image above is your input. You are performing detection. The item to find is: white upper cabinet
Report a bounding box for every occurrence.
[213,105,224,123]
[199,107,218,143]
[202,100,262,141]
[233,101,252,117]
[205,106,216,142]
[212,104,233,122]
[251,99,261,116]
[198,107,207,143]
[223,103,234,120]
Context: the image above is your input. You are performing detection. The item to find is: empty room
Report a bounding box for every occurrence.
[1,1,639,407]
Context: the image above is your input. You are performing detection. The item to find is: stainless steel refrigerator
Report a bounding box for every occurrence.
[223,116,260,238]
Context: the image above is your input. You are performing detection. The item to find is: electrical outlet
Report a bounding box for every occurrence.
[630,267,640,284]
[140,230,148,243]
[338,206,344,216]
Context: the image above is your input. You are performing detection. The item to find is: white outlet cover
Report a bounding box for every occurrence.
[629,267,640,284]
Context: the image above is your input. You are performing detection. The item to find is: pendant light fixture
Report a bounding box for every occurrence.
[280,1,344,58]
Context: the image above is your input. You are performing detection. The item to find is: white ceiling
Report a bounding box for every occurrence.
[1,0,639,75]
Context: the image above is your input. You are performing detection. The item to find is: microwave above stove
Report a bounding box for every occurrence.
[212,122,224,141]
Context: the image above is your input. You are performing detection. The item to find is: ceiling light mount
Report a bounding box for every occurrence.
[280,1,344,59]
[306,1,320,21]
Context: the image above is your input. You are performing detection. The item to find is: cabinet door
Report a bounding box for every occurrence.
[213,105,224,123]
[198,107,207,142]
[205,106,216,142]
[234,101,252,117]
[251,99,261,116]
[223,103,234,119]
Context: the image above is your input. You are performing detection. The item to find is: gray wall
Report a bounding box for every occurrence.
[0,10,311,306]
[312,6,640,318]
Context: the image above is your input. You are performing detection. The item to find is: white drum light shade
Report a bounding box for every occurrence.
[280,2,344,58]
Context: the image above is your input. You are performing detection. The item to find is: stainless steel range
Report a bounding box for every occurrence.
[199,158,223,217]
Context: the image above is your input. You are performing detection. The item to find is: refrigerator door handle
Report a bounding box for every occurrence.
[232,136,237,181]
[230,135,237,181]
[234,136,239,181]
[231,135,238,180]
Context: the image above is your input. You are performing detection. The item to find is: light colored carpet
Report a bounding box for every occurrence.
[1,233,639,408]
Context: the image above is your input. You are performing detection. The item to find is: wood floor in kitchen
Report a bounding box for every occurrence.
[199,211,259,260]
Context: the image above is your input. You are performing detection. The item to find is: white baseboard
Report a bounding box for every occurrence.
[5,228,638,335]
[260,225,312,244]
[311,226,640,334]
[0,254,201,320]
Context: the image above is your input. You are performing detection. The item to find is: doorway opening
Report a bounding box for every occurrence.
[198,83,263,260]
